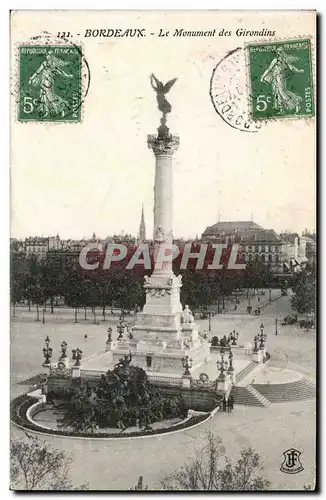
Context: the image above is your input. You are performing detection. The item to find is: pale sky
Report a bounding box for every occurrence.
[10,10,316,240]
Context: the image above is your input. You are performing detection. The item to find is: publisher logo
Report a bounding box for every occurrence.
[280,448,304,474]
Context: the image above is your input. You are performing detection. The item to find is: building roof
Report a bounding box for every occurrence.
[202,221,281,242]
[203,221,262,235]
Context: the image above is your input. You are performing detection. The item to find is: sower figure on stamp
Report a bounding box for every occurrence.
[260,47,304,115]
[29,51,73,118]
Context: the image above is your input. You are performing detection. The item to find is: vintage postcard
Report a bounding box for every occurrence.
[10,10,316,491]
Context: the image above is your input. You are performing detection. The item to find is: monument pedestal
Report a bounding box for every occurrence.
[111,315,210,376]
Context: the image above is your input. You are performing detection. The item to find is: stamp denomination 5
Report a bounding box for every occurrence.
[18,45,83,122]
[246,39,315,120]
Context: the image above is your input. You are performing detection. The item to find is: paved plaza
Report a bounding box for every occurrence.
[10,291,316,490]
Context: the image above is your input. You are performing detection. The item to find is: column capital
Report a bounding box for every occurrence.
[147,134,179,156]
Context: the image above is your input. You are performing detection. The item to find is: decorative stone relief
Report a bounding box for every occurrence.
[145,288,172,297]
[49,364,72,378]
[147,134,180,156]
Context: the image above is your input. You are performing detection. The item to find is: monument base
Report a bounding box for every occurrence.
[111,338,210,376]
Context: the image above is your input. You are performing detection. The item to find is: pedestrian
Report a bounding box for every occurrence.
[84,333,88,340]
[257,296,260,303]
[229,395,234,413]
[234,304,237,311]
[222,396,227,412]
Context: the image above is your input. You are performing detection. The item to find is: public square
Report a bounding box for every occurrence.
[10,290,316,490]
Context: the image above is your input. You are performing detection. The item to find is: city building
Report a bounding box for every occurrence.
[304,237,316,267]
[280,233,308,273]
[24,237,50,259]
[202,221,284,273]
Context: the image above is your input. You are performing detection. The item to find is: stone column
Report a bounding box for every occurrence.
[147,133,179,276]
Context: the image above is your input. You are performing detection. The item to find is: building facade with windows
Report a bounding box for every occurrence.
[24,237,49,259]
[201,221,285,273]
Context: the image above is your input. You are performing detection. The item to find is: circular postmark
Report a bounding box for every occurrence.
[210,47,264,133]
[16,31,90,123]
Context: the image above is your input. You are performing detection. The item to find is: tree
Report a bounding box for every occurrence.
[291,271,316,319]
[243,261,273,293]
[10,279,23,317]
[57,360,187,433]
[64,269,85,323]
[42,253,64,313]
[10,434,88,490]
[10,250,26,315]
[161,431,270,491]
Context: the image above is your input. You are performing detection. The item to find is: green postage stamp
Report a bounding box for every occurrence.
[18,45,82,122]
[247,39,315,120]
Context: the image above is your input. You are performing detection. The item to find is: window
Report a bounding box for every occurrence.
[275,254,280,263]
[268,254,273,263]
[146,356,152,368]
[261,254,265,262]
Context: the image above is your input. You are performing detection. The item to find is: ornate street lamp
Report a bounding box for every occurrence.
[182,356,192,376]
[71,347,83,367]
[117,320,124,340]
[45,335,50,348]
[260,322,264,336]
[275,318,278,336]
[228,350,234,372]
[216,357,226,379]
[42,308,45,324]
[60,341,68,358]
[220,348,228,369]
[253,335,258,352]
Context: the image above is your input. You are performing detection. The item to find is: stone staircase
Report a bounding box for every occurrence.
[235,361,257,384]
[230,385,270,407]
[252,378,316,402]
[231,378,316,407]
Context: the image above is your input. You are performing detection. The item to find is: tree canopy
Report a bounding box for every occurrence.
[56,357,187,432]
